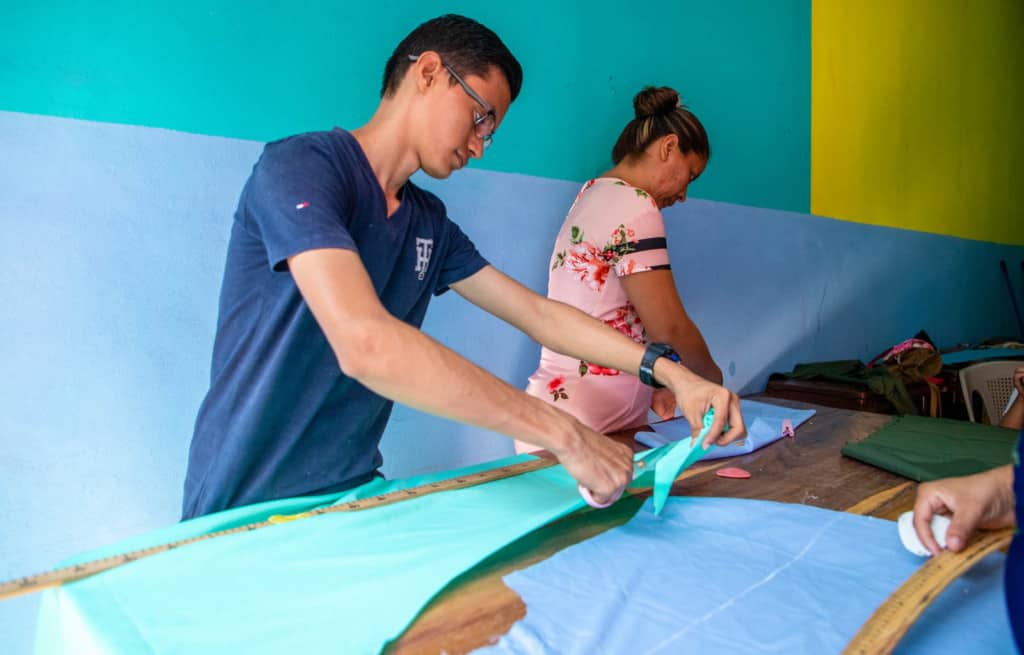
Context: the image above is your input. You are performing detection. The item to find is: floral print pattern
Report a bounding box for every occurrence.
[578,303,645,377]
[552,223,639,293]
[547,376,569,401]
[604,303,645,342]
[550,180,659,380]
[524,175,669,436]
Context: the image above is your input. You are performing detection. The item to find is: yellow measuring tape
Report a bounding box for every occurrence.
[0,458,555,602]
[843,526,1014,654]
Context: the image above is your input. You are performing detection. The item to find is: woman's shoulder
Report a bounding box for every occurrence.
[569,178,660,220]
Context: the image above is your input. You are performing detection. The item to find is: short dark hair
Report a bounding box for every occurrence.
[612,86,710,165]
[381,14,523,102]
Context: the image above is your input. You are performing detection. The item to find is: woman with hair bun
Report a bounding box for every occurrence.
[519,86,723,450]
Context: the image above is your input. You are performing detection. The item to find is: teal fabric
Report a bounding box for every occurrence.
[54,455,533,568]
[35,438,711,654]
[648,410,717,514]
[36,455,583,654]
[652,440,711,515]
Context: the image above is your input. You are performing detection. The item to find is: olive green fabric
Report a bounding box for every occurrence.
[782,359,917,415]
[841,415,1018,481]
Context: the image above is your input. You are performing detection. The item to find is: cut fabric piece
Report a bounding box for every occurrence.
[478,497,1014,655]
[636,399,816,461]
[35,455,592,655]
[650,427,712,515]
[841,415,1018,481]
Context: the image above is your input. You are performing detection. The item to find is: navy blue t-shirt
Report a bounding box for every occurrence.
[1008,430,1022,651]
[182,129,488,519]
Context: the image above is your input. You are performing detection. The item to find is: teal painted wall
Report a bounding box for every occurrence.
[0,1,810,212]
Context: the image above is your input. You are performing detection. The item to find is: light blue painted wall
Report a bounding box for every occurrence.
[2,111,1023,652]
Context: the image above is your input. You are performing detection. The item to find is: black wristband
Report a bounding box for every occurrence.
[639,342,679,388]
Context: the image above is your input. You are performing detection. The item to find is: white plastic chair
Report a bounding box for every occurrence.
[958,360,1024,424]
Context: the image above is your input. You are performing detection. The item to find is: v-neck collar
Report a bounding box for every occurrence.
[335,127,409,221]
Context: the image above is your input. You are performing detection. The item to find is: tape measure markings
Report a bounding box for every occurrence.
[842,526,1013,654]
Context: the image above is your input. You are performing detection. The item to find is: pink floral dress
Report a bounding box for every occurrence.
[519,178,670,452]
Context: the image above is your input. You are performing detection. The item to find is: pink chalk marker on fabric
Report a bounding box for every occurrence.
[781,419,795,437]
[716,467,751,479]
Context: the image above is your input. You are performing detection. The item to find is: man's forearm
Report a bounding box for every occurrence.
[526,297,708,392]
[523,298,649,376]
[344,313,581,454]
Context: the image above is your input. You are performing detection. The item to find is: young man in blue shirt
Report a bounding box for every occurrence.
[912,435,1021,649]
[182,14,745,520]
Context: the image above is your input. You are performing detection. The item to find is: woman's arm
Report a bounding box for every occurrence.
[620,269,722,384]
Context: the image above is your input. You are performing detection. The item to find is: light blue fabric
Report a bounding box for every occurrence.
[941,348,1024,365]
[479,497,1013,655]
[636,399,816,461]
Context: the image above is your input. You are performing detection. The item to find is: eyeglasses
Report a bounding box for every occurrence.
[407,54,497,149]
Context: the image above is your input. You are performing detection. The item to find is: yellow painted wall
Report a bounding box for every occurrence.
[812,0,1024,245]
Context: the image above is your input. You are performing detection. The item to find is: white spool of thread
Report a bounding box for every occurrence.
[898,511,951,557]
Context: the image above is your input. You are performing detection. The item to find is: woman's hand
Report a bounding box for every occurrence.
[650,388,677,421]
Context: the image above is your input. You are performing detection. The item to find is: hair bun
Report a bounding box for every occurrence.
[633,86,680,119]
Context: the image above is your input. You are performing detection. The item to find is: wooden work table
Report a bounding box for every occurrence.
[386,399,913,654]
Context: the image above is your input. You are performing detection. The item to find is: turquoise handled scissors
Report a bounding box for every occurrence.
[578,409,719,509]
[577,446,668,509]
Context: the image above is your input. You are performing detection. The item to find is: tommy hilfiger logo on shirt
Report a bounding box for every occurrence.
[414,238,434,280]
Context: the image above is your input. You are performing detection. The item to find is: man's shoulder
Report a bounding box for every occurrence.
[262,128,352,160]
[250,129,370,195]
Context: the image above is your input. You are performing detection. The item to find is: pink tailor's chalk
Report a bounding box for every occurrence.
[716,467,751,479]
[781,419,795,437]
